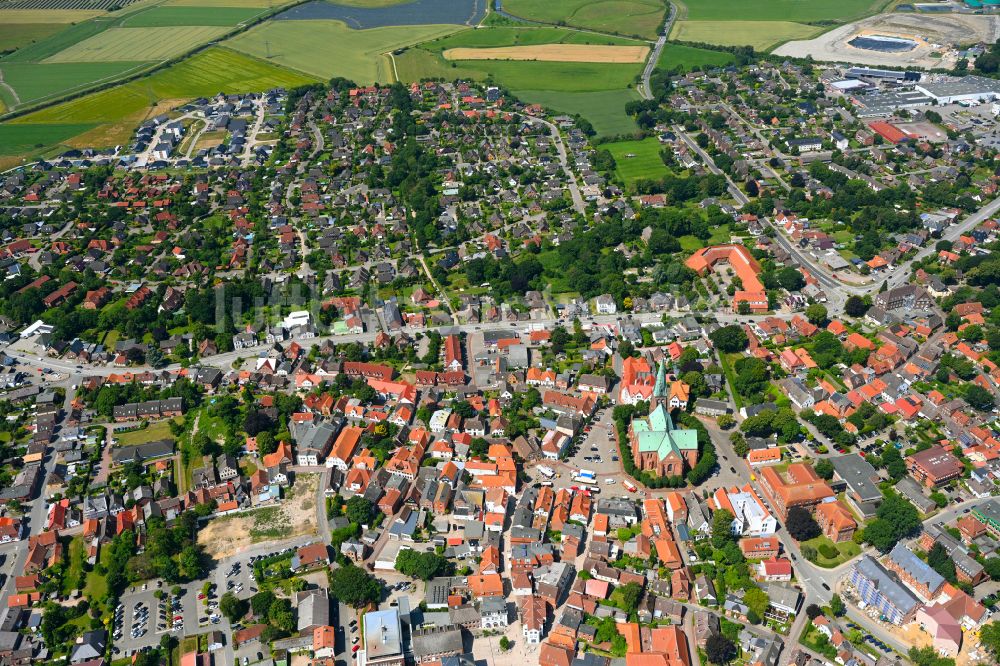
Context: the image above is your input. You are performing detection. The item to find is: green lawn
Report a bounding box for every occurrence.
[515,89,639,137]
[679,235,704,252]
[226,19,461,83]
[604,137,669,184]
[84,547,109,601]
[501,0,667,39]
[655,42,735,72]
[63,536,87,595]
[115,417,181,446]
[801,534,860,568]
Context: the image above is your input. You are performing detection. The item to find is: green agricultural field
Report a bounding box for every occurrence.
[45,26,230,62]
[4,47,316,156]
[0,123,96,155]
[679,0,887,23]
[425,26,644,51]
[399,43,642,92]
[515,89,639,137]
[670,0,890,52]
[165,0,291,5]
[604,137,669,184]
[121,6,263,27]
[0,23,64,54]
[655,42,735,72]
[332,0,411,6]
[226,19,461,82]
[501,0,667,39]
[3,19,112,63]
[671,20,819,51]
[0,61,148,107]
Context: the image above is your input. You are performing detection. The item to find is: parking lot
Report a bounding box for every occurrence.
[114,581,200,658]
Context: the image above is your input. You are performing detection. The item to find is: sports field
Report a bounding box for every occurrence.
[604,137,669,184]
[655,42,735,72]
[501,0,666,39]
[671,20,820,51]
[515,89,639,137]
[45,26,229,62]
[443,44,648,63]
[226,19,460,82]
[121,6,263,26]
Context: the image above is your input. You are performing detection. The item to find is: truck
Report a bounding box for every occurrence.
[623,479,637,493]
[574,469,596,483]
[537,465,556,479]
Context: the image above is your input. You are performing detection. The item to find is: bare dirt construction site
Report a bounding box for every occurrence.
[196,473,319,560]
[442,44,649,63]
[774,12,999,68]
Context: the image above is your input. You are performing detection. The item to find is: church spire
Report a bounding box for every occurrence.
[653,358,667,400]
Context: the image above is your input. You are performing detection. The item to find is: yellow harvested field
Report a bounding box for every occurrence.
[45,26,229,62]
[0,9,103,23]
[443,44,649,64]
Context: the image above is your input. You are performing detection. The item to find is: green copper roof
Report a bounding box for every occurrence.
[653,358,667,399]
[632,404,698,461]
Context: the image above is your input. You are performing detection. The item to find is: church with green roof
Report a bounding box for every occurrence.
[628,360,699,477]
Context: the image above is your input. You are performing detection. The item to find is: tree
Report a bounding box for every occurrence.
[880,445,906,480]
[830,593,845,617]
[712,509,735,548]
[743,587,769,623]
[617,582,642,614]
[717,414,735,429]
[786,506,821,541]
[730,431,749,458]
[984,557,1000,581]
[251,590,276,618]
[805,303,828,326]
[346,496,375,526]
[806,604,823,620]
[329,565,382,608]
[219,592,248,623]
[777,267,805,291]
[395,549,453,581]
[499,637,511,652]
[709,325,748,353]
[927,543,957,583]
[267,598,296,632]
[705,633,737,664]
[980,621,1000,659]
[965,384,995,411]
[844,295,867,317]
[814,459,834,480]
